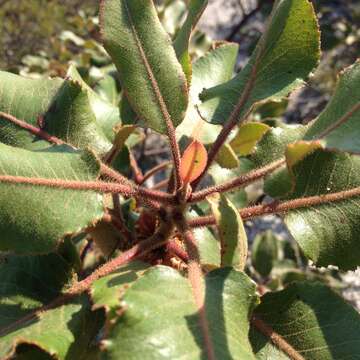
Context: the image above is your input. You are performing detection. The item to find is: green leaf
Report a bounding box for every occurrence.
[0,250,104,360]
[1,295,103,360]
[176,42,239,144]
[0,70,112,153]
[188,207,221,269]
[67,65,120,142]
[207,160,252,209]
[198,0,320,125]
[91,261,149,318]
[0,144,104,254]
[250,124,307,167]
[207,193,248,271]
[100,0,188,134]
[284,147,360,270]
[94,74,120,105]
[230,122,270,156]
[304,60,360,153]
[250,281,360,359]
[251,231,279,277]
[215,143,240,169]
[102,266,258,359]
[173,0,208,82]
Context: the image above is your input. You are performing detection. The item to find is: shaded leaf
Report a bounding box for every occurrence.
[188,207,221,269]
[102,266,258,360]
[199,0,320,125]
[100,0,188,134]
[67,65,120,142]
[0,70,112,153]
[91,261,149,318]
[1,295,103,360]
[251,231,279,278]
[180,139,208,184]
[304,60,360,154]
[0,144,104,254]
[284,147,360,270]
[173,0,208,82]
[207,193,248,270]
[250,281,360,359]
[0,249,104,360]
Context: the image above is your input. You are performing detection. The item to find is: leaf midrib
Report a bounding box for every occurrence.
[123,0,177,133]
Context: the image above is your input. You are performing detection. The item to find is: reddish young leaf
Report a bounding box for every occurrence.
[179,140,208,184]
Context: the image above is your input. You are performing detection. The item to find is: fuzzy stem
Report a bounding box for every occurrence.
[188,185,360,228]
[129,150,144,184]
[174,212,216,360]
[0,111,66,145]
[189,159,284,203]
[166,240,189,262]
[251,316,305,360]
[68,220,174,295]
[0,174,175,204]
[0,294,73,338]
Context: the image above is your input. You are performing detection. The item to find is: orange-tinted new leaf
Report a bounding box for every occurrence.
[180,140,208,184]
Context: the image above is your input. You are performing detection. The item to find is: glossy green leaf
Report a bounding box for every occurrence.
[198,0,320,125]
[100,0,188,134]
[284,147,360,270]
[250,282,360,359]
[251,231,279,277]
[176,42,239,144]
[0,250,104,360]
[102,266,258,360]
[173,0,208,82]
[0,70,112,153]
[208,193,248,270]
[0,144,104,254]
[304,60,360,153]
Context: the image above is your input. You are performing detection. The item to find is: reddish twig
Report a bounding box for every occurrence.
[189,159,284,203]
[67,220,174,295]
[129,150,144,184]
[251,315,305,360]
[0,111,66,146]
[166,240,189,262]
[0,175,175,205]
[188,185,360,228]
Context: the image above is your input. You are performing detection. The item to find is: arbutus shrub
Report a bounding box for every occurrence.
[0,0,360,359]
